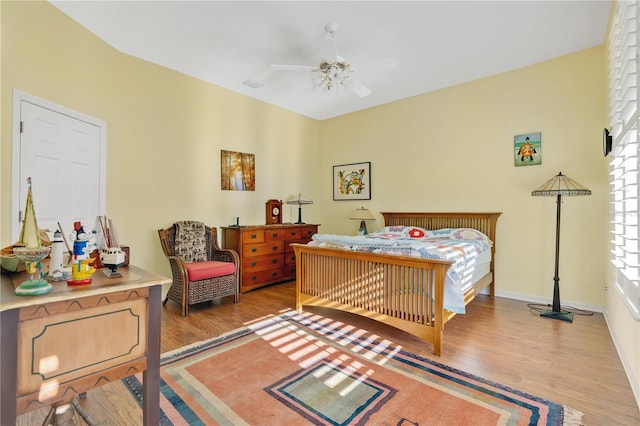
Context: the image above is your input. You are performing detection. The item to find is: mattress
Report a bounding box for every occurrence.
[309,226,494,314]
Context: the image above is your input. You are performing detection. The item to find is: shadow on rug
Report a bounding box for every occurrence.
[124,310,583,426]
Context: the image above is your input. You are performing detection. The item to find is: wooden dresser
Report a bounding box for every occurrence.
[221,224,318,292]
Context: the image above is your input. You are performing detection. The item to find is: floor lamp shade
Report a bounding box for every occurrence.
[531,172,591,322]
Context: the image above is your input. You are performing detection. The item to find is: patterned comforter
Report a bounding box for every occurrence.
[308,226,493,313]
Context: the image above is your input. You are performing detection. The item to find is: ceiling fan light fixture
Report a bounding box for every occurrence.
[271,22,377,98]
[315,58,353,92]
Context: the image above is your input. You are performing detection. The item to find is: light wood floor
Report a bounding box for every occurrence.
[17,281,640,425]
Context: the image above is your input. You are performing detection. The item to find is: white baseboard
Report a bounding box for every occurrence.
[490,289,603,313]
[603,311,640,411]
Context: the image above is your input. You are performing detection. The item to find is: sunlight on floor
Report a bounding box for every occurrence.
[247,310,403,397]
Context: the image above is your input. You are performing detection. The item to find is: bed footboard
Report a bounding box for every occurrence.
[293,244,453,355]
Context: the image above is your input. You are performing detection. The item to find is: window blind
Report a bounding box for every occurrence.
[607,0,639,320]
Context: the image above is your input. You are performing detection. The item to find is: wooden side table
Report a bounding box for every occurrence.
[0,263,170,425]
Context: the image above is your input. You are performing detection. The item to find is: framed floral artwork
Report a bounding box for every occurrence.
[333,162,371,200]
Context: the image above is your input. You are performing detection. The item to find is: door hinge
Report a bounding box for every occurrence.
[20,121,24,133]
[18,210,22,223]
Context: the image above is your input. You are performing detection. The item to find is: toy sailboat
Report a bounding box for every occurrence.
[10,178,53,296]
[96,215,126,278]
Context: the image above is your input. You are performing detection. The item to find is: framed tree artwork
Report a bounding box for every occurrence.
[221,150,255,191]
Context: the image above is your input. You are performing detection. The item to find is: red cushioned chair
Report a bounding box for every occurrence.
[158,223,239,316]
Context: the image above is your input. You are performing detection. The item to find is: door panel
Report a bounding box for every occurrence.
[17,100,102,240]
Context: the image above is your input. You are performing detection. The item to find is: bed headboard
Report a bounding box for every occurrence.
[381,212,502,245]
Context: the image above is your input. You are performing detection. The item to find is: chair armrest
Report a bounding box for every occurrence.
[210,248,240,266]
[166,255,189,286]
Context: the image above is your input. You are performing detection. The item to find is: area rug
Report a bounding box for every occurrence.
[124,310,583,426]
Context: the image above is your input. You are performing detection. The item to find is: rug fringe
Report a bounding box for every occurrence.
[563,405,584,426]
[161,326,249,358]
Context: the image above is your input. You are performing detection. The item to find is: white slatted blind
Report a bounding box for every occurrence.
[608,0,639,320]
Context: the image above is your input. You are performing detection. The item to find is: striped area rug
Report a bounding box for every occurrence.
[124,310,583,425]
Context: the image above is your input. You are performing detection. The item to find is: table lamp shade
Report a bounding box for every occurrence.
[350,207,375,235]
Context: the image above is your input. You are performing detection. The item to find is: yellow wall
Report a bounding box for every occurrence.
[320,47,607,308]
[2,0,637,404]
[1,1,321,277]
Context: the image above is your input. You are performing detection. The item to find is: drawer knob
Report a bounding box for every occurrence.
[251,248,257,253]
[251,262,257,267]
[272,259,278,264]
[272,246,278,251]
[251,234,257,239]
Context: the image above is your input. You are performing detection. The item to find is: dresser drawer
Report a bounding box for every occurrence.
[243,241,283,257]
[264,229,286,241]
[242,230,264,244]
[243,254,283,272]
[282,228,302,240]
[297,227,317,240]
[243,268,284,287]
[284,251,297,265]
[283,264,297,278]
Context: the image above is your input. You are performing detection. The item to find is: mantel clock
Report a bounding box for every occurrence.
[265,199,283,225]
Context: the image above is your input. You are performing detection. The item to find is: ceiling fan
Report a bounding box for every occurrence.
[271,22,395,98]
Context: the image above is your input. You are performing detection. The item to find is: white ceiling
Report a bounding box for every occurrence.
[50,1,611,121]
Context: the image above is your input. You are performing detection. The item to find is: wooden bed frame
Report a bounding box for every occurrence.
[293,212,501,355]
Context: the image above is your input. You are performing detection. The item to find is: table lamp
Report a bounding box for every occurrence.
[350,207,375,235]
[286,193,314,224]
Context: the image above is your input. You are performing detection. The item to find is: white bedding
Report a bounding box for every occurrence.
[308,226,493,313]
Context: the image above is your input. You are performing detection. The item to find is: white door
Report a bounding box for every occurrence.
[12,91,106,242]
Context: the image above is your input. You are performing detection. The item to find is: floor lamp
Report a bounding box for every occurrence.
[531,172,591,322]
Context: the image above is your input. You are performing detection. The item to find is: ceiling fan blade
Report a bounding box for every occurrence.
[271,64,315,71]
[343,77,371,97]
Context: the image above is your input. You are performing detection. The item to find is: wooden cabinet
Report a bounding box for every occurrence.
[221,224,318,292]
[1,264,170,425]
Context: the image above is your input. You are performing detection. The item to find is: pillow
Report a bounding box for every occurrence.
[366,226,410,239]
[368,226,490,243]
[174,221,208,262]
[369,226,429,239]
[429,227,490,243]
